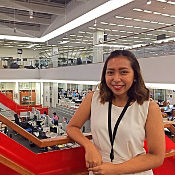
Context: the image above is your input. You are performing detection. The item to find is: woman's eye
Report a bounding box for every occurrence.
[106,71,114,75]
[121,71,128,74]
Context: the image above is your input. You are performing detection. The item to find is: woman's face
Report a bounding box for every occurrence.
[105,56,134,98]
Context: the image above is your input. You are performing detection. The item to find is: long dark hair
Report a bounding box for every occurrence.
[99,50,149,104]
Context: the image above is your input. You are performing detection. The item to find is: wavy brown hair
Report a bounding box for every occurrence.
[99,50,149,105]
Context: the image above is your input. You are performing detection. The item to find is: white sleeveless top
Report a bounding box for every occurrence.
[90,90,153,175]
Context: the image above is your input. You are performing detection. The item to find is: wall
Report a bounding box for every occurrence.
[0,69,40,79]
[138,54,175,84]
[0,48,39,59]
[0,54,175,84]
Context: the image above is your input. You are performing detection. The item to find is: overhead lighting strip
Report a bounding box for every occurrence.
[133,8,175,19]
[0,0,134,42]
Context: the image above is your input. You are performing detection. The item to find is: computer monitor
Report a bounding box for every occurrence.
[164,106,168,111]
[32,107,35,113]
[169,105,173,109]
[36,110,41,120]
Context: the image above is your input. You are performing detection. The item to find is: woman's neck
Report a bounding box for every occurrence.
[112,95,129,107]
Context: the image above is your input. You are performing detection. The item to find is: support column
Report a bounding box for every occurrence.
[52,47,58,68]
[35,82,41,105]
[78,84,83,93]
[52,82,58,108]
[93,31,104,63]
[43,82,50,107]
[40,82,43,106]
[14,82,20,104]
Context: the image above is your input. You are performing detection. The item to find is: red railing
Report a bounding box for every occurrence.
[0,132,87,175]
[0,131,175,175]
[0,92,48,114]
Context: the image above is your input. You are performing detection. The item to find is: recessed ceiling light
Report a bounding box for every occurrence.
[115,16,124,18]
[147,0,151,5]
[156,0,166,2]
[167,1,175,5]
[109,23,116,26]
[162,13,170,16]
[100,22,108,25]
[133,8,143,11]
[143,10,152,13]
[153,12,161,15]
[124,17,132,20]
[133,19,142,21]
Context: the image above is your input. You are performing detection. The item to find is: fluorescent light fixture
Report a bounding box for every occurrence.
[133,8,143,11]
[167,1,175,5]
[147,0,151,5]
[59,41,69,44]
[26,44,38,48]
[95,44,128,48]
[0,35,39,42]
[41,0,134,42]
[0,0,134,42]
[156,0,166,2]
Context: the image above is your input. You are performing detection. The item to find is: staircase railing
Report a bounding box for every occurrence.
[0,113,175,175]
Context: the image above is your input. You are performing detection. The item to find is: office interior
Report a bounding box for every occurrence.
[0,0,175,174]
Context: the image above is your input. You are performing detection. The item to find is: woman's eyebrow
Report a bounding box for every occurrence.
[106,67,129,70]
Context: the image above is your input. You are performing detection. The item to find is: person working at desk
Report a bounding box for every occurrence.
[66,50,165,175]
[52,112,59,125]
[41,111,47,118]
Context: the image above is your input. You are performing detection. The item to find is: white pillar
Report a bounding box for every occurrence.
[35,82,41,105]
[52,82,58,108]
[63,83,68,91]
[52,47,58,68]
[40,82,43,106]
[78,84,83,93]
[93,31,104,63]
[43,82,50,107]
[14,82,20,104]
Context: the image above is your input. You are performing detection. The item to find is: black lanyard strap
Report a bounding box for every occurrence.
[108,98,131,162]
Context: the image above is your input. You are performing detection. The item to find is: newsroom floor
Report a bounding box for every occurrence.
[4,127,77,154]
[7,127,46,153]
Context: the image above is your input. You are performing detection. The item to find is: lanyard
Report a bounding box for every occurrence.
[108,98,131,162]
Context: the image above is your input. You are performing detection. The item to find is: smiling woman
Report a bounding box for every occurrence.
[66,50,165,175]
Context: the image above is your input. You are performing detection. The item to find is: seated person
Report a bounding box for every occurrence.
[14,114,21,126]
[52,112,59,126]
[160,108,167,118]
[41,111,47,118]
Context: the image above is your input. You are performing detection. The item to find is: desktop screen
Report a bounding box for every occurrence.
[169,105,173,109]
[164,106,168,111]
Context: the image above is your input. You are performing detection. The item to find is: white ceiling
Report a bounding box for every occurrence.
[0,0,175,59]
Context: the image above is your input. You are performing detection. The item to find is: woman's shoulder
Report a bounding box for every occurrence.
[86,90,99,98]
[148,100,160,111]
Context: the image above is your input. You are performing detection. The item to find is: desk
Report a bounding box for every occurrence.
[164,121,175,128]
[20,116,30,121]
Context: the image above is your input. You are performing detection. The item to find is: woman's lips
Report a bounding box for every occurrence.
[112,85,124,90]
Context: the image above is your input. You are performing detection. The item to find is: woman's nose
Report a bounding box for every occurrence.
[113,73,121,81]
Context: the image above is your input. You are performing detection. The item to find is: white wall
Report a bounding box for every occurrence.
[138,55,175,84]
[0,48,40,59]
[40,63,103,81]
[0,69,40,79]
[0,54,175,84]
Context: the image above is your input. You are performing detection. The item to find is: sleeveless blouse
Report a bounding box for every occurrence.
[90,90,153,175]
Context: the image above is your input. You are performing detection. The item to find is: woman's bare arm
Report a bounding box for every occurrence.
[89,101,165,175]
[66,91,102,168]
